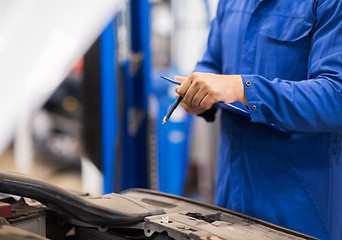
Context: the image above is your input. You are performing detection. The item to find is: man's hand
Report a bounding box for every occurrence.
[175,72,247,115]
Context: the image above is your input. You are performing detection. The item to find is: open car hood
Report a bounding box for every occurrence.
[0,169,317,239]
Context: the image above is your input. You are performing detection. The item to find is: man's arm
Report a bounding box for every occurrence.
[240,0,342,132]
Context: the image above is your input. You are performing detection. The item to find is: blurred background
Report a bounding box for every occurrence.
[0,0,219,204]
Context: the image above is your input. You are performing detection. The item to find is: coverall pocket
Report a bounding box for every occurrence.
[255,16,314,80]
[260,17,313,42]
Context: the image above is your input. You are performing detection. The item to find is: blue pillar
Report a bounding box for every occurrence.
[100,20,117,194]
[119,0,151,190]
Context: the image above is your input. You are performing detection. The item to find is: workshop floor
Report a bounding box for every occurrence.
[0,146,82,192]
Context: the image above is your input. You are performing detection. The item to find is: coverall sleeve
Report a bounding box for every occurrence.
[194,1,223,75]
[243,0,342,132]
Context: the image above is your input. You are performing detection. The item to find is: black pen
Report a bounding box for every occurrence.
[162,95,183,124]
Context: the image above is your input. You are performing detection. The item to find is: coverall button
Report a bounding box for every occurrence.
[252,105,257,110]
[246,81,251,87]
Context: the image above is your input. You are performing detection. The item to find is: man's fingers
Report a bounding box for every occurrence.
[199,94,214,110]
[192,87,208,106]
[180,100,207,115]
[177,76,192,97]
[183,82,198,103]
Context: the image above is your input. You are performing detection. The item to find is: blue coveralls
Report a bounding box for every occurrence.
[195,0,342,239]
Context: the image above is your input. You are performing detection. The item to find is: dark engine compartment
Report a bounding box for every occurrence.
[0,169,317,240]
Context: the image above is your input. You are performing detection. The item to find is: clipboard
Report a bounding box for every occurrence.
[160,75,290,135]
